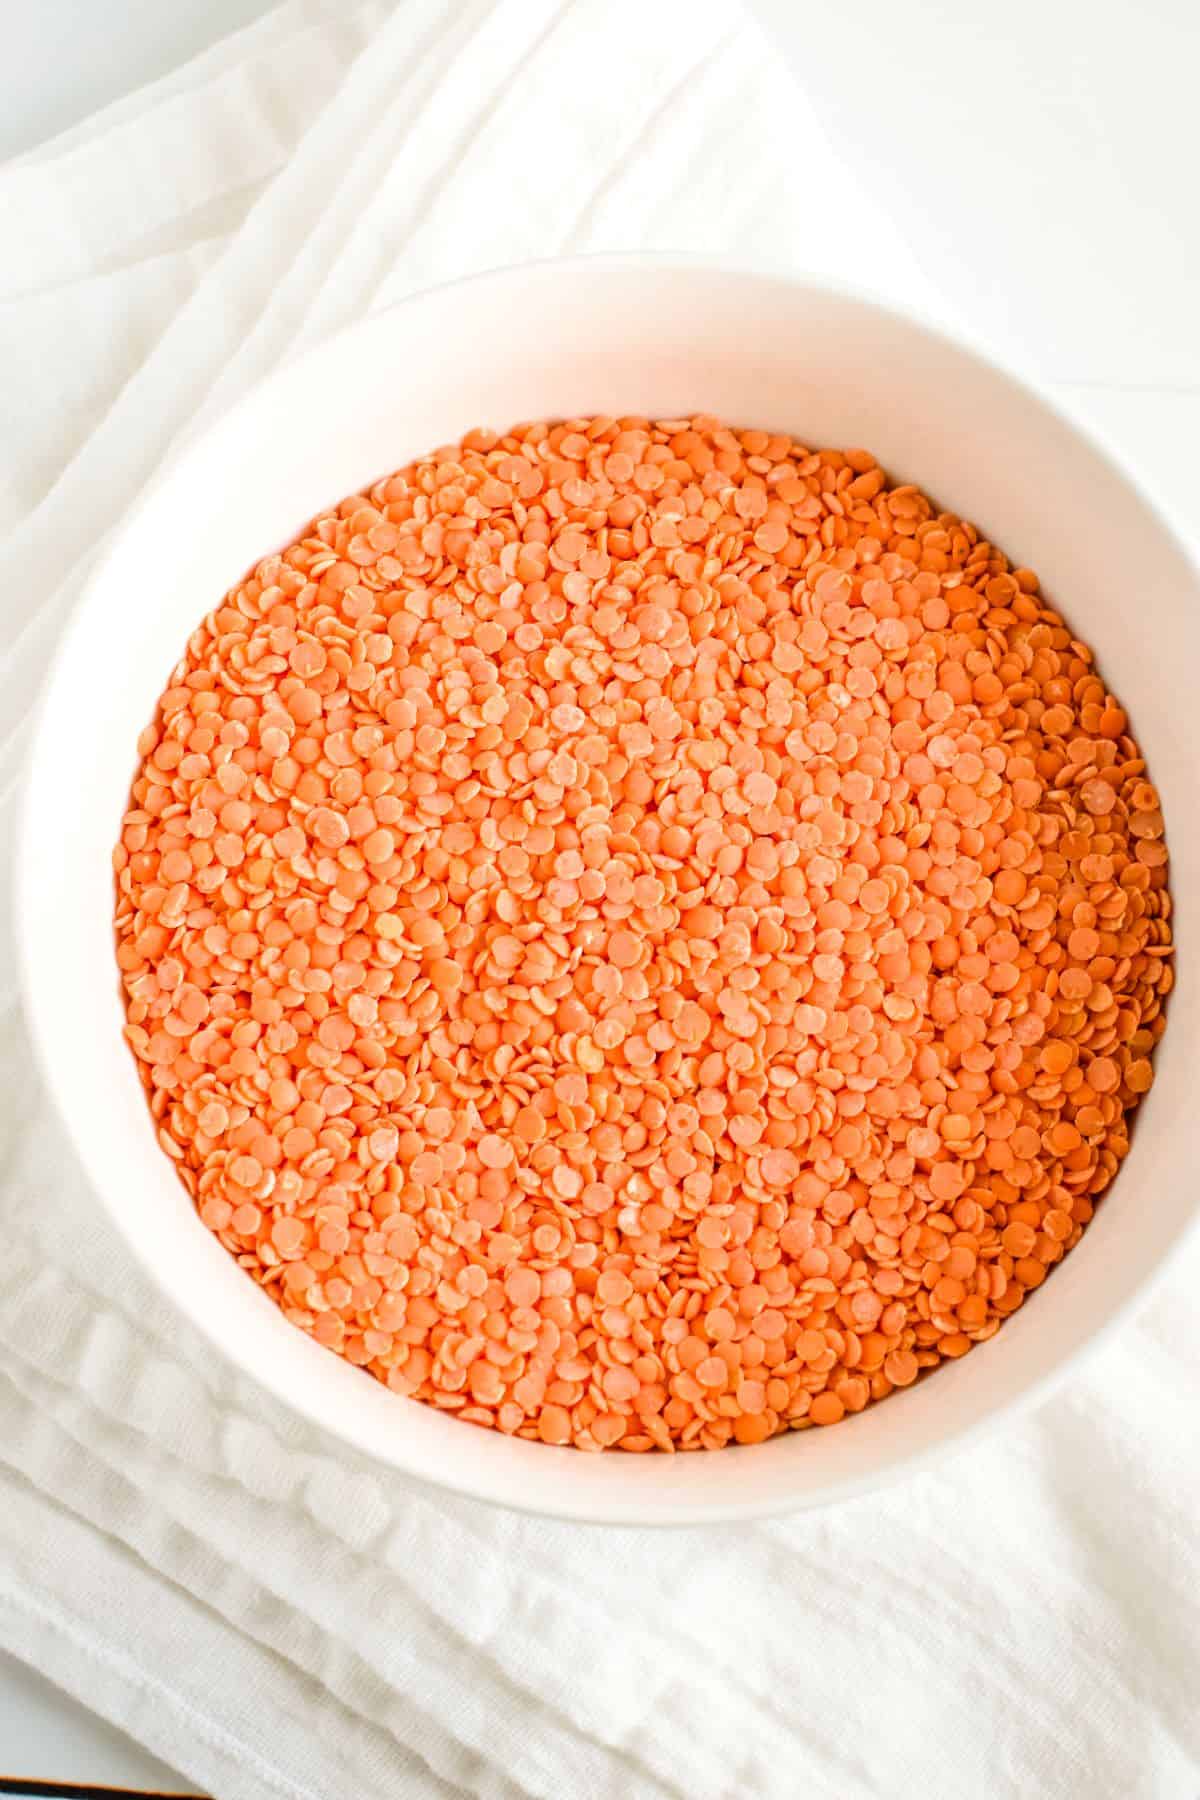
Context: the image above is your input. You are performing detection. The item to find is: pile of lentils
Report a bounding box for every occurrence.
[114,416,1172,1451]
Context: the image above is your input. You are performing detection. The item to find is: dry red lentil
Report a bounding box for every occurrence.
[113,416,1173,1454]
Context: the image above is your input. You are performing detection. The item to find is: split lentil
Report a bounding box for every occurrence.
[114,416,1173,1453]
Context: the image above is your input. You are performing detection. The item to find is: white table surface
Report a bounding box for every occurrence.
[2,1,1197,1793]
[0,1651,200,1793]
[2,0,275,161]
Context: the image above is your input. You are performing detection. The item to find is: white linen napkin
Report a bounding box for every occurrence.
[1,4,1197,1796]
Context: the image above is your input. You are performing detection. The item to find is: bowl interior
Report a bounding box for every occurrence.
[20,262,1200,1522]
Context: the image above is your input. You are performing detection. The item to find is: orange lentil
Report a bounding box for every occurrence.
[115,417,1171,1454]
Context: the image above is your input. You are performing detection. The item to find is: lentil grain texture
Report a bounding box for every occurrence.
[114,417,1172,1453]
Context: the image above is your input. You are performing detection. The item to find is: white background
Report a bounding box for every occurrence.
[1,0,273,160]
[0,1650,197,1791]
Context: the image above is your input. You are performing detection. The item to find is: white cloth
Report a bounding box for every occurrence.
[1,4,1197,1797]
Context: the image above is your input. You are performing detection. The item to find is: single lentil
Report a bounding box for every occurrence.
[114,416,1173,1454]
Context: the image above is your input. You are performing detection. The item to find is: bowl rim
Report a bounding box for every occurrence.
[15,250,1200,1524]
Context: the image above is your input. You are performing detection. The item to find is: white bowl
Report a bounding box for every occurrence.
[18,258,1200,1523]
